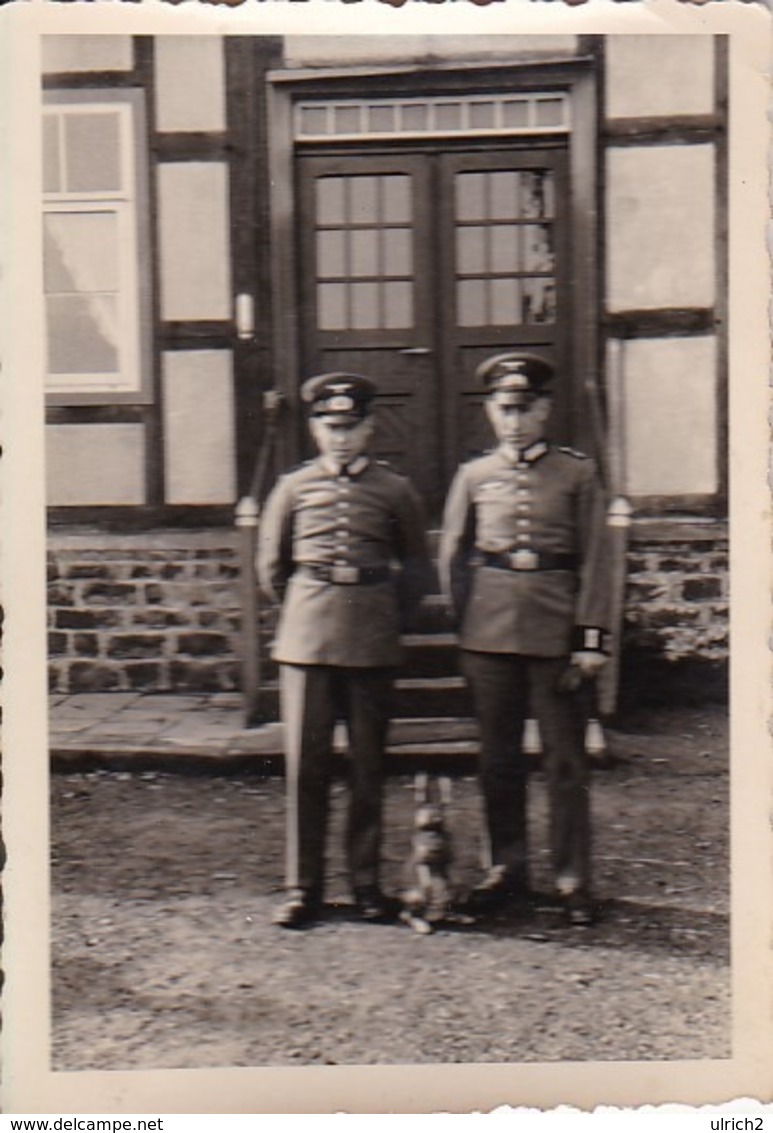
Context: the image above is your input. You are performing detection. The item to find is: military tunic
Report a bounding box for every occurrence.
[439,439,611,897]
[259,454,428,667]
[258,453,430,898]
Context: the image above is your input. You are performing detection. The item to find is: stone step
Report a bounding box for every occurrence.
[251,676,473,722]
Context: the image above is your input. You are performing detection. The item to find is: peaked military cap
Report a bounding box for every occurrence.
[302,372,377,420]
[476,352,555,406]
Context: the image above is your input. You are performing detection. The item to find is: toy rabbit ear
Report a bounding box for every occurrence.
[439,776,453,808]
[414,772,430,806]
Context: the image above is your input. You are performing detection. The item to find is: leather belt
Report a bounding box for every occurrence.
[299,563,391,585]
[480,550,578,573]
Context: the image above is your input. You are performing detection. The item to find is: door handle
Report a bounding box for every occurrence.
[399,347,432,356]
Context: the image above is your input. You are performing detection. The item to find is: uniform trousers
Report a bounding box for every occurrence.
[461,651,592,896]
[279,663,394,899]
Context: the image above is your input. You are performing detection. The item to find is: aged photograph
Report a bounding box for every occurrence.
[3,5,771,1114]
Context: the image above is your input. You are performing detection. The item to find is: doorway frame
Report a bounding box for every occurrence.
[266,55,599,475]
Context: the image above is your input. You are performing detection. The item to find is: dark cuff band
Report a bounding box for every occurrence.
[572,626,610,654]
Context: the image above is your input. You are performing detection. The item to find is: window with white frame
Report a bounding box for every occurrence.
[43,90,150,400]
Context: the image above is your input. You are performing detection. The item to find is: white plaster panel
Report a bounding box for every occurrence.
[42,35,134,74]
[606,35,715,119]
[620,336,717,496]
[158,163,231,321]
[163,351,236,505]
[606,145,715,312]
[46,425,145,506]
[284,36,578,67]
[154,37,226,134]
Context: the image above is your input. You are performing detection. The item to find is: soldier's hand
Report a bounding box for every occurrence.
[570,650,608,678]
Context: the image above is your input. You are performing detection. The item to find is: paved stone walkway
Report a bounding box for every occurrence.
[48,692,479,770]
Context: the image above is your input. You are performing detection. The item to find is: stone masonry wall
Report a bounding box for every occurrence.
[47,527,729,698]
[48,532,244,695]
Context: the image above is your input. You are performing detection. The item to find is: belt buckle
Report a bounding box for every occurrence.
[509,549,539,571]
[331,564,359,584]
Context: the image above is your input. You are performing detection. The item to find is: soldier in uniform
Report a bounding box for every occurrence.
[258,373,431,930]
[439,352,610,926]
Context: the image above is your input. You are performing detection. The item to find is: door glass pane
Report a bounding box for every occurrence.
[350,228,379,277]
[491,278,521,326]
[456,173,487,221]
[317,282,347,330]
[64,112,122,193]
[457,279,487,327]
[523,224,554,272]
[43,116,61,194]
[382,175,412,224]
[521,172,552,219]
[351,282,380,329]
[44,212,120,294]
[522,278,556,324]
[316,229,346,278]
[349,176,378,224]
[383,281,412,328]
[490,225,520,274]
[47,294,119,374]
[383,228,412,277]
[457,226,487,275]
[317,178,345,225]
[490,172,519,220]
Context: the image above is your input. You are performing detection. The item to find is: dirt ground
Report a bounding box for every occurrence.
[50,705,729,1072]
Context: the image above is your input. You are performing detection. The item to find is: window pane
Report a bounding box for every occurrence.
[456,173,487,221]
[383,228,412,277]
[349,176,378,224]
[368,105,395,133]
[317,178,345,225]
[350,229,379,277]
[502,99,530,129]
[43,115,61,194]
[382,175,412,224]
[535,97,565,128]
[317,282,347,330]
[491,278,521,326]
[383,281,412,328]
[522,278,556,324]
[64,112,122,193]
[469,102,496,130]
[316,229,346,278]
[457,279,487,327]
[44,212,120,294]
[456,226,486,275]
[436,103,462,131]
[47,294,119,374]
[350,282,380,329]
[401,103,428,132]
[490,172,519,220]
[300,106,329,136]
[334,105,361,135]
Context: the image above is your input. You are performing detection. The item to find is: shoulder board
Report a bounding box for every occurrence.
[558,446,589,460]
[375,459,405,477]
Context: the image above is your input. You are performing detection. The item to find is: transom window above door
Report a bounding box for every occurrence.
[295,92,570,142]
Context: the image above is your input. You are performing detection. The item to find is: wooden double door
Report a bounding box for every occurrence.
[297,144,570,515]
